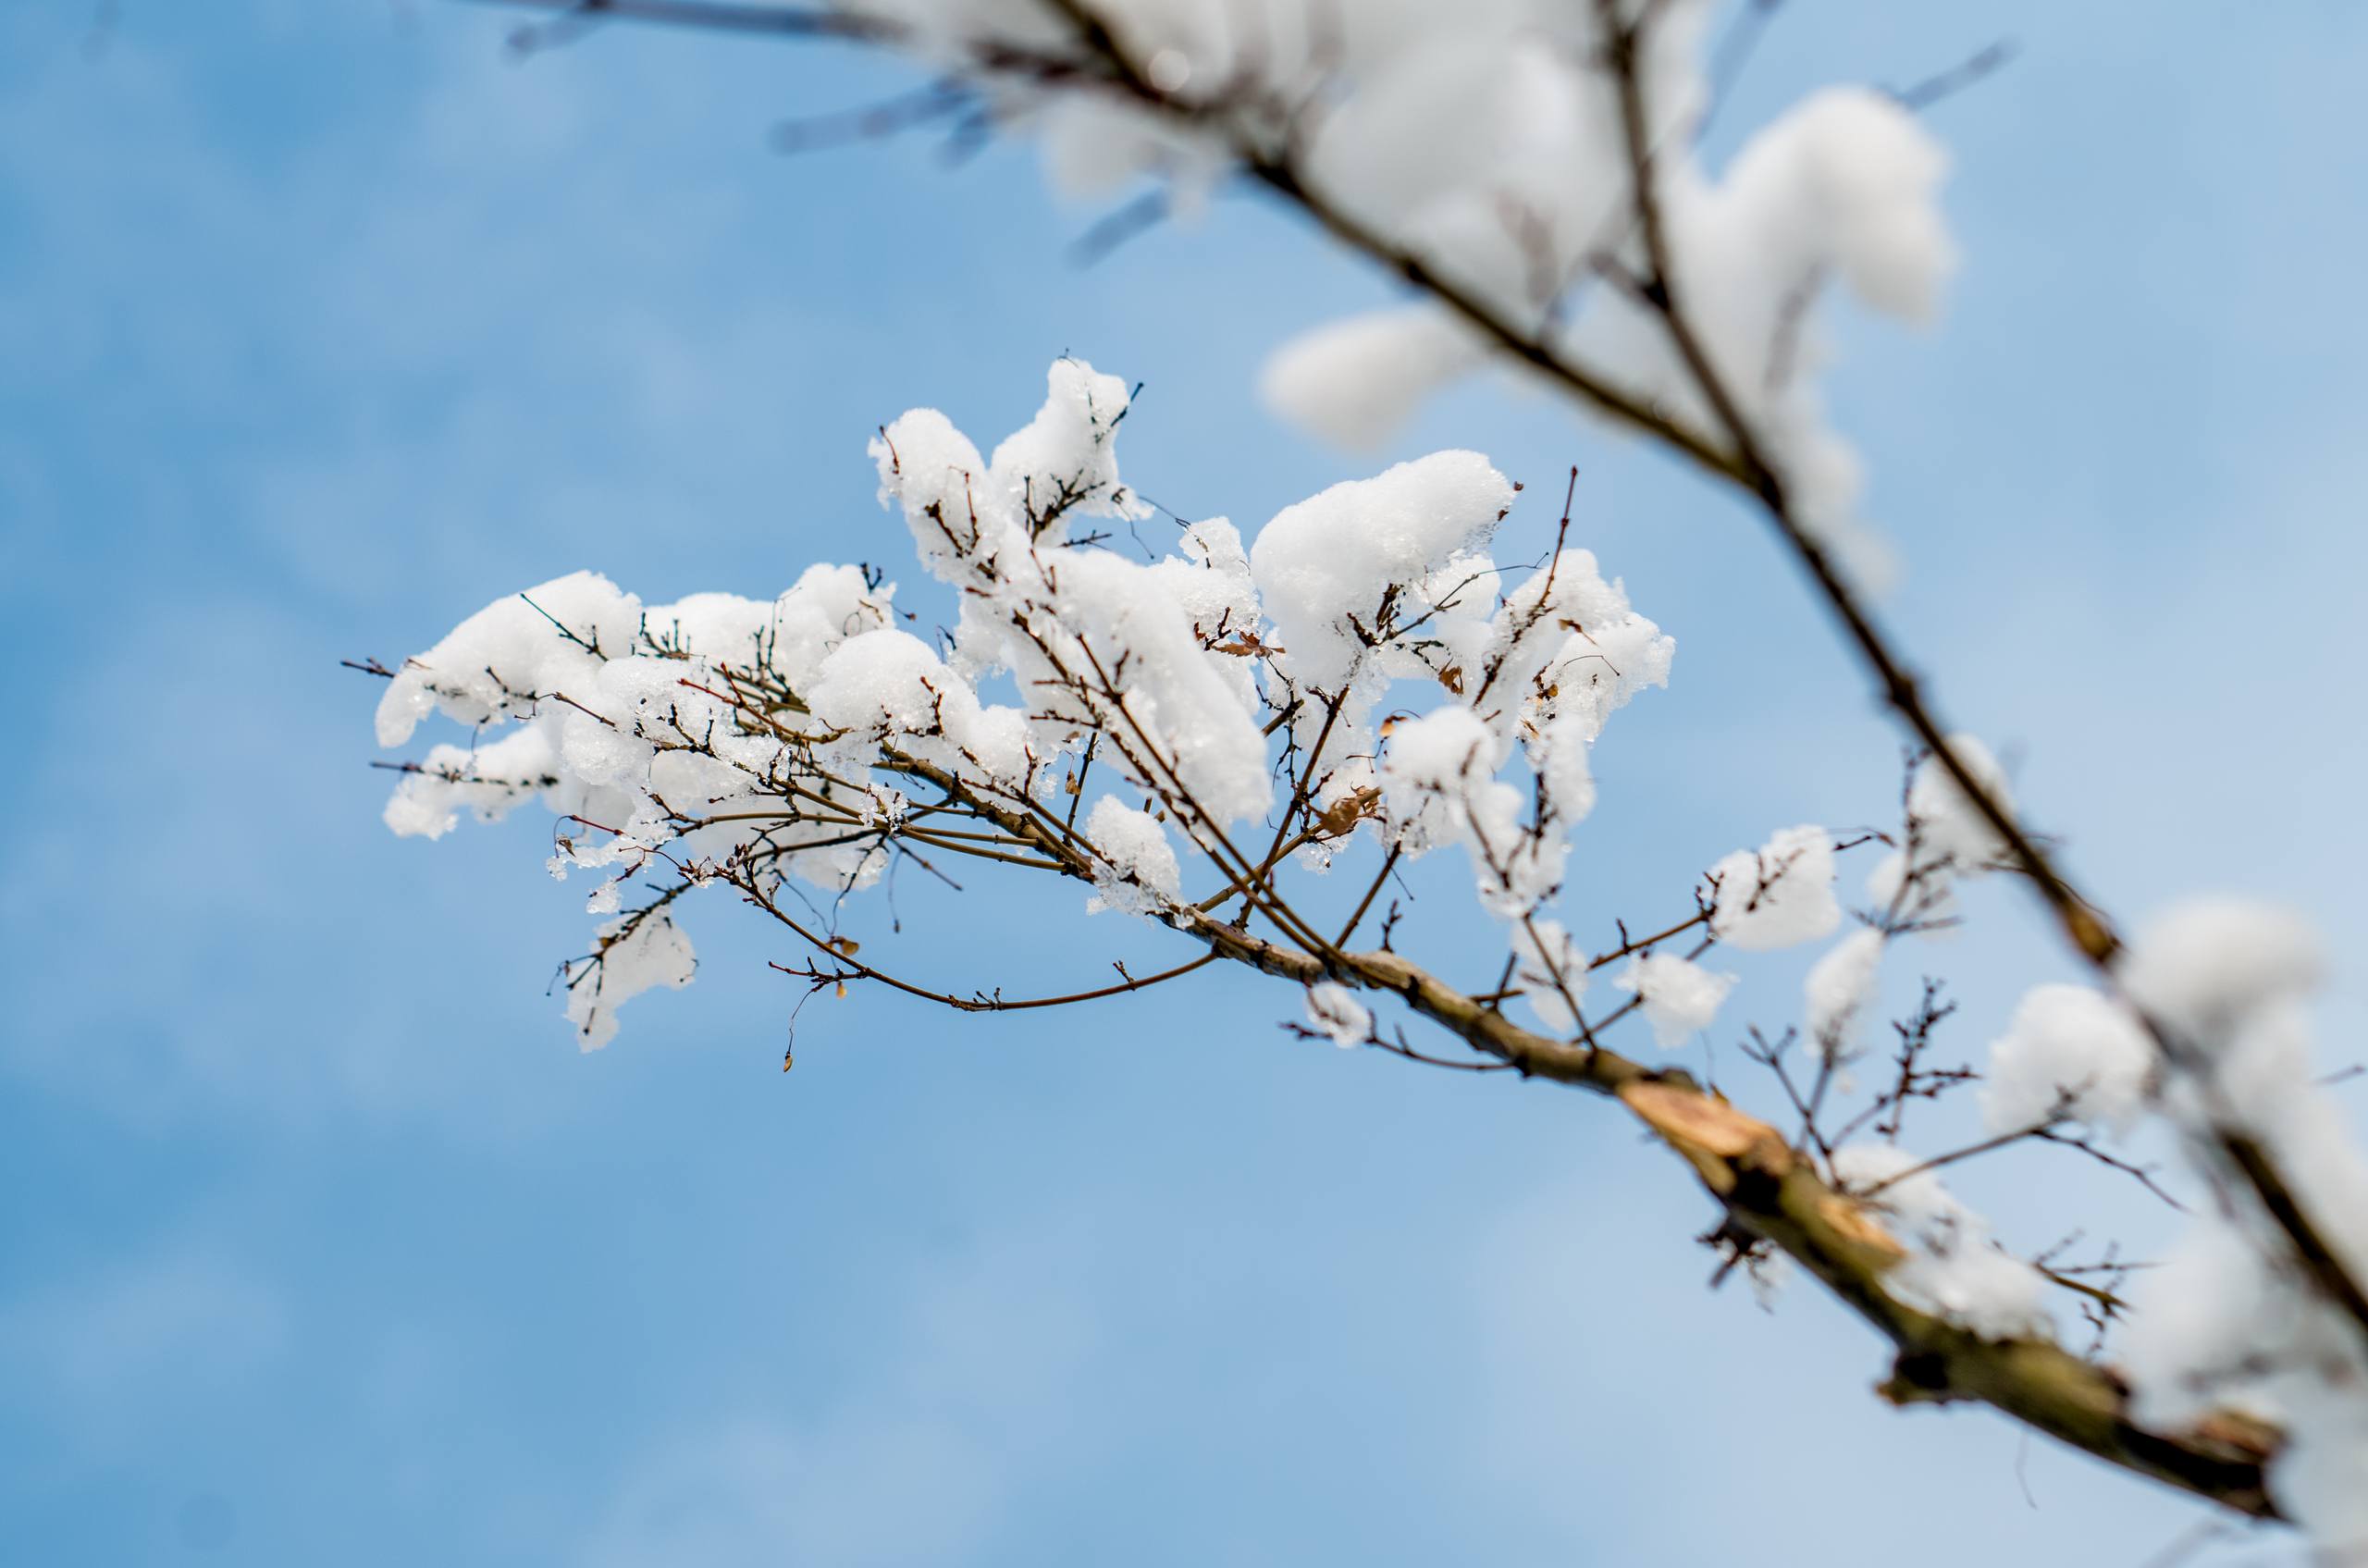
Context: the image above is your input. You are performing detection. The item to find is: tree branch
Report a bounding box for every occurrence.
[443,0,2308,1519]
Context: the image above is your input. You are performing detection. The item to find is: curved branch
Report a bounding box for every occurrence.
[849,741,2285,1514]
[1180,917,2283,1519]
[1593,0,2368,1356]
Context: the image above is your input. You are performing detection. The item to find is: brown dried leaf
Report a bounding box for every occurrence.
[1314,785,1382,839]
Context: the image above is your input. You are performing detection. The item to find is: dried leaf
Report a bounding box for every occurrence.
[1314,785,1382,839]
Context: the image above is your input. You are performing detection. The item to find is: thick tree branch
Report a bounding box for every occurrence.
[876,749,2279,1518]
[1592,0,2368,1359]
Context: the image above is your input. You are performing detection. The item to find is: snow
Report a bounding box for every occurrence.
[1378,703,1562,919]
[2126,1206,2368,1549]
[1304,982,1374,1048]
[1865,735,2014,915]
[566,912,697,1053]
[371,357,1684,1062]
[375,570,636,747]
[1083,796,1181,917]
[381,728,560,842]
[1250,451,1513,693]
[1615,952,1734,1050]
[1708,824,1841,952]
[1030,546,1275,824]
[1486,547,1674,818]
[1259,307,1484,451]
[1091,3,1952,578]
[870,405,993,584]
[1509,919,1587,1034]
[1979,984,2153,1135]
[2123,898,2324,1041]
[2114,896,2368,1550]
[1833,1143,2049,1340]
[1903,735,2013,873]
[1803,927,1885,1064]
[983,358,1149,539]
[807,627,1037,793]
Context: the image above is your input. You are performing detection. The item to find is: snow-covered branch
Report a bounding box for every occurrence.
[366,0,2368,1547]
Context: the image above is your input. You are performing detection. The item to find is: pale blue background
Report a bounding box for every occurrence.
[4,3,2363,1563]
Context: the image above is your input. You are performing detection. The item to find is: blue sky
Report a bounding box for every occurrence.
[4,2,2364,1562]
